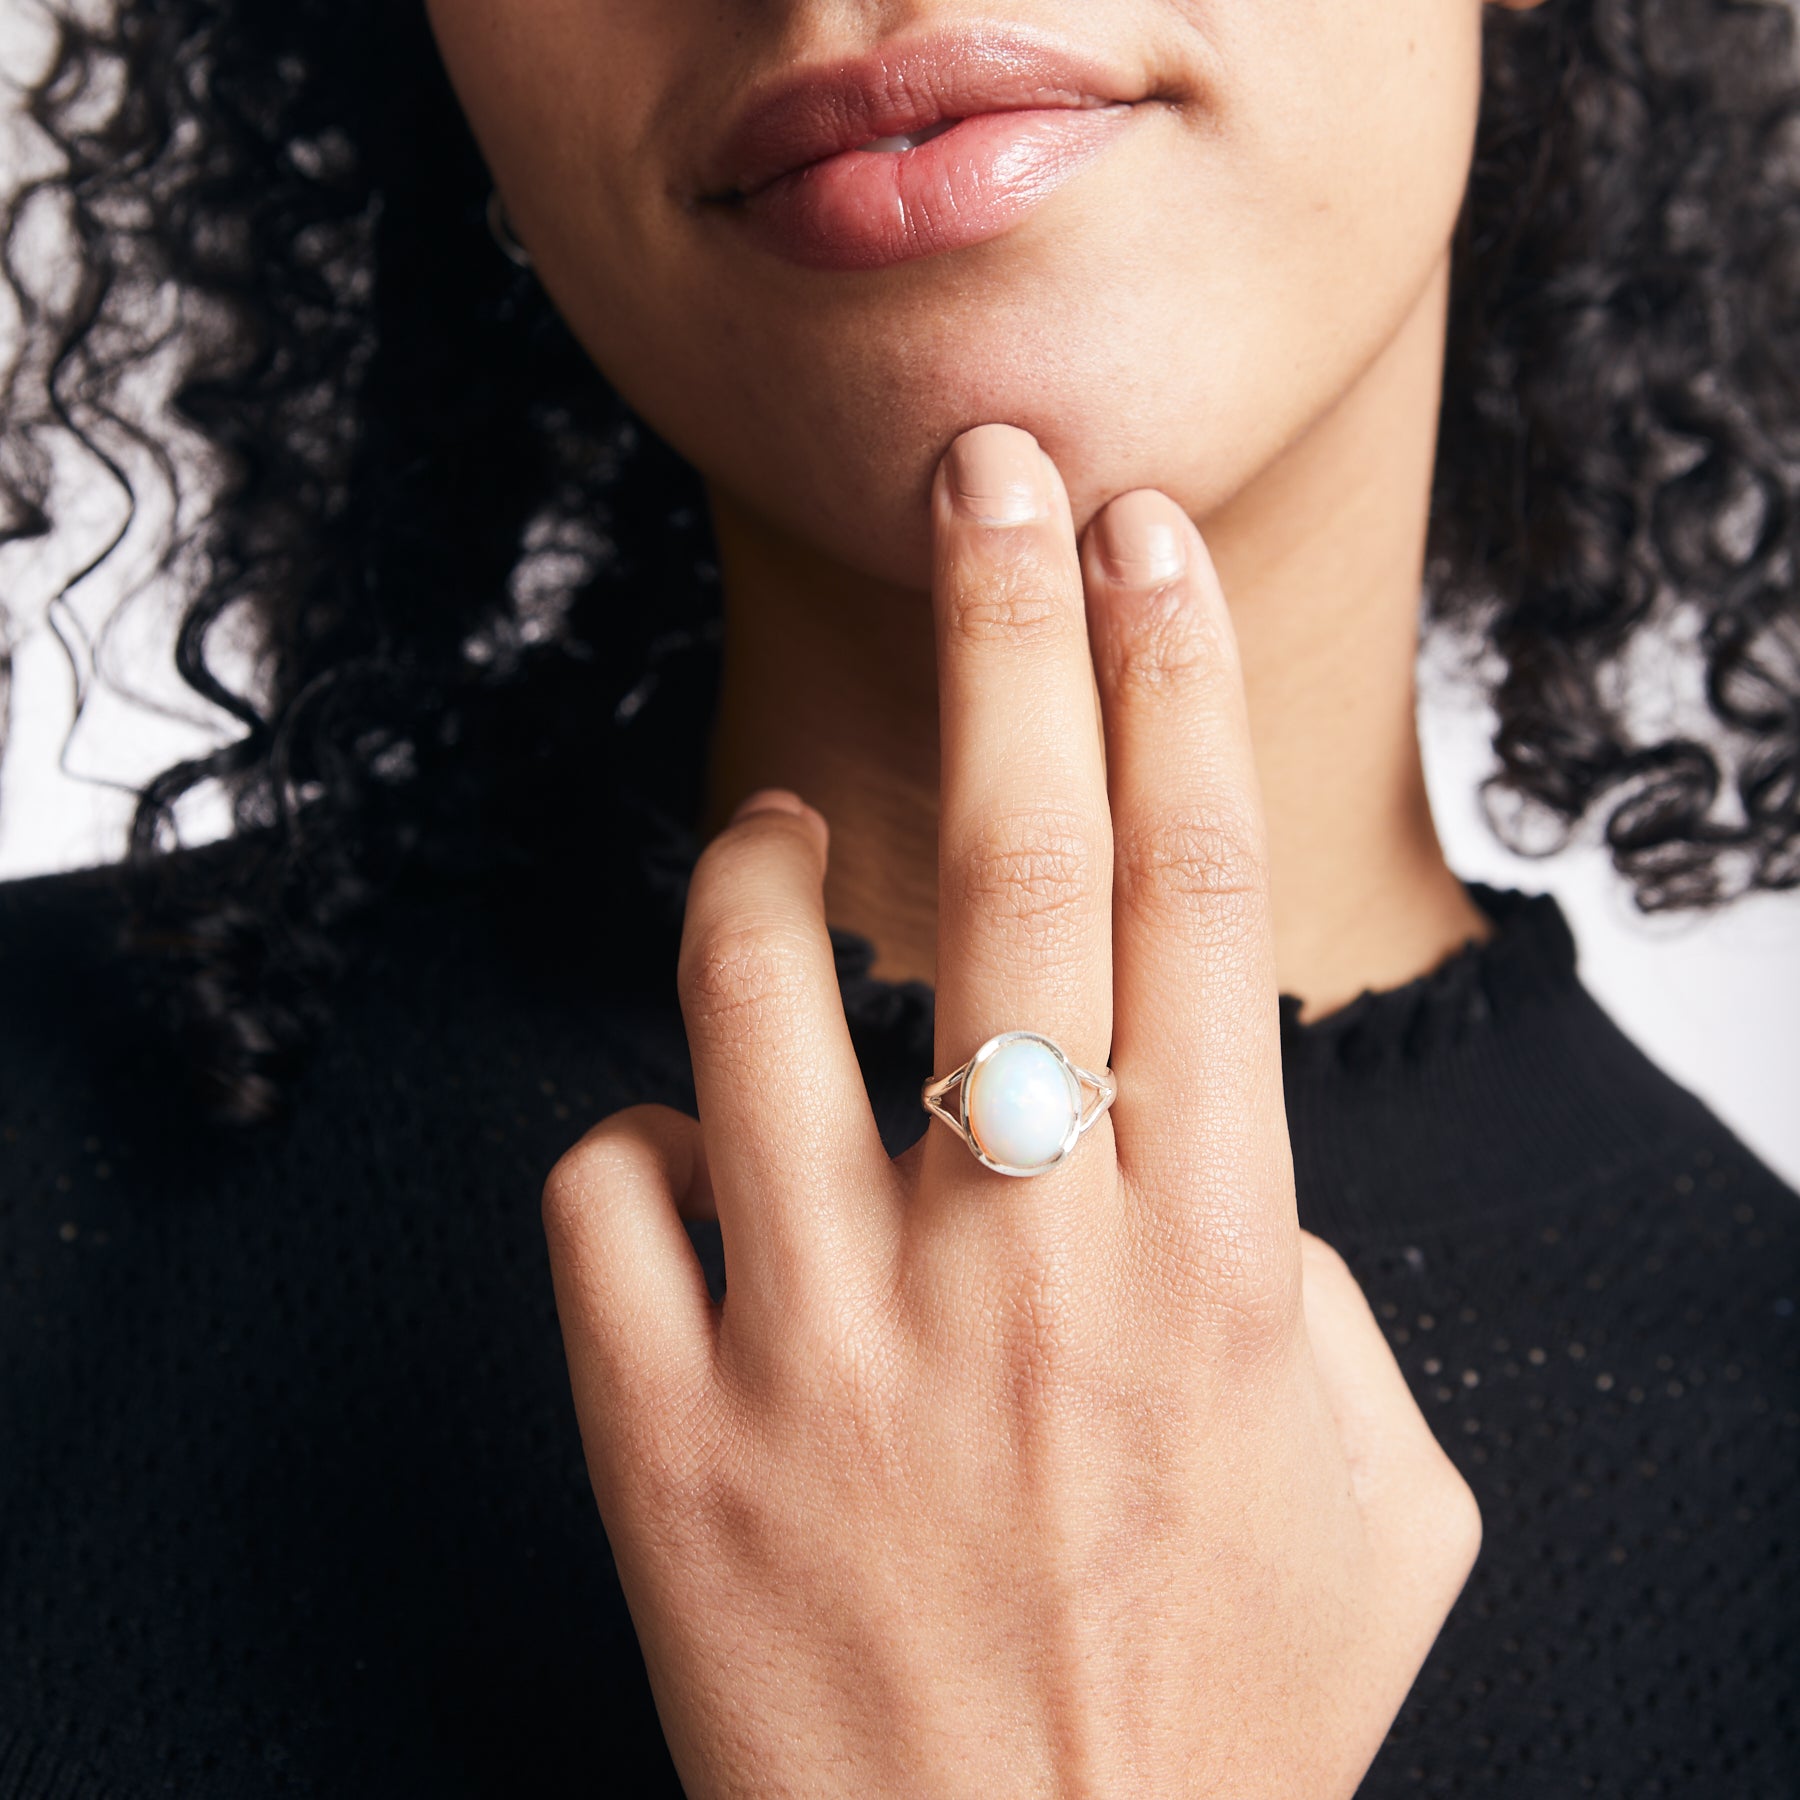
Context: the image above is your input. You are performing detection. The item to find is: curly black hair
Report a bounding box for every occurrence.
[2,0,1797,1119]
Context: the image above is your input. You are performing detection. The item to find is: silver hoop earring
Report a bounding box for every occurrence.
[486,190,532,270]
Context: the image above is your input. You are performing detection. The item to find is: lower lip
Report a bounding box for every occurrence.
[735,105,1135,272]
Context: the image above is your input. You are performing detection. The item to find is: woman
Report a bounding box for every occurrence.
[1,0,1795,1792]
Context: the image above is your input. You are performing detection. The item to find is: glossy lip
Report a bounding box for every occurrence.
[700,27,1143,203]
[742,106,1138,271]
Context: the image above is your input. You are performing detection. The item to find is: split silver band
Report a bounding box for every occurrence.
[921,1029,1117,1178]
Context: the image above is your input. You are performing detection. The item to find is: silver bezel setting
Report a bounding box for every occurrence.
[920,1029,1117,1178]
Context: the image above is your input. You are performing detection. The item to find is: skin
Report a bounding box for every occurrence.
[543,437,1482,1796]
[424,0,1542,1788]
[430,0,1538,1012]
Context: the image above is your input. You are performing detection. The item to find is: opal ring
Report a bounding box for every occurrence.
[921,1030,1117,1178]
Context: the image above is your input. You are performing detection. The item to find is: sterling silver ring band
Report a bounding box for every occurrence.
[920,1030,1117,1178]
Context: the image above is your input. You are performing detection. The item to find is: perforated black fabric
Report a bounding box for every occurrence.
[0,857,1794,1797]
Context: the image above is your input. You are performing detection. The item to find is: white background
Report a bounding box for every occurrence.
[1,3,1796,1183]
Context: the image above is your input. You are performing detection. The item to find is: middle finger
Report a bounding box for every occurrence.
[929,425,1113,1135]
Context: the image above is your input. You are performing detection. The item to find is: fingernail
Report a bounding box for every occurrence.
[729,788,811,825]
[1092,490,1189,586]
[943,424,1052,526]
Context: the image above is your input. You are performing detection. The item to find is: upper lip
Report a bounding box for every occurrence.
[700,26,1141,202]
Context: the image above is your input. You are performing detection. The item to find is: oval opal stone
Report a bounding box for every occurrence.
[966,1037,1080,1171]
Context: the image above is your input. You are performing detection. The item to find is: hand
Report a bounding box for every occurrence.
[541,424,1480,1797]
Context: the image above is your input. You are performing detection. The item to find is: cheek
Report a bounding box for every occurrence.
[525,1,1487,588]
[425,0,667,261]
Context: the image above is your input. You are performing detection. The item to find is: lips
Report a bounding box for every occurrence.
[700,30,1145,271]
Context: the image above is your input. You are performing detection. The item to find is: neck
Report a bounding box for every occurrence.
[700,255,1487,1016]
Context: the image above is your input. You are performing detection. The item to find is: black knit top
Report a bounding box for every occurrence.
[1,762,1796,1795]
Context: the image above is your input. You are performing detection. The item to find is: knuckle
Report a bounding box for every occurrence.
[540,1137,613,1246]
[1114,808,1269,918]
[1445,1473,1485,1577]
[539,1153,588,1248]
[1145,1197,1301,1360]
[943,565,1069,652]
[1205,1247,1301,1362]
[1376,1399,1482,1586]
[539,1107,661,1246]
[954,807,1107,939]
[686,807,819,903]
[1441,1465,1484,1566]
[1104,587,1220,699]
[1406,1452,1484,1592]
[679,919,813,1032]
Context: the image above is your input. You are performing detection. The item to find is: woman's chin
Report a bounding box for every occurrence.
[705,375,1250,595]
